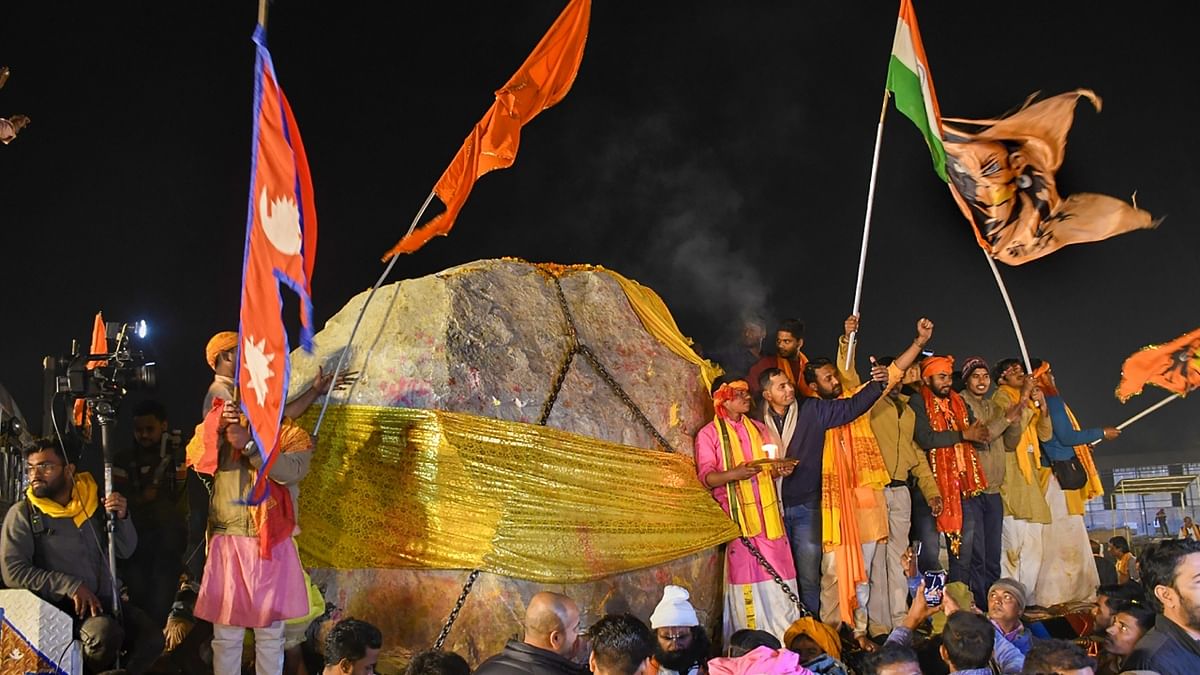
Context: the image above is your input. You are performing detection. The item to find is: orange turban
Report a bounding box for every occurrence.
[713,380,750,418]
[784,617,842,660]
[205,331,238,370]
[921,355,955,379]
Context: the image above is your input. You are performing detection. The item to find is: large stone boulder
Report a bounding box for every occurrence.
[289,259,723,671]
[290,259,712,455]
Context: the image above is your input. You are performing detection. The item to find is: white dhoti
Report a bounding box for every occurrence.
[1001,515,1044,593]
[1032,476,1099,606]
[722,569,803,645]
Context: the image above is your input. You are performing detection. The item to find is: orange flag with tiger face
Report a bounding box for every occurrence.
[942,89,1158,265]
[382,0,591,260]
[1116,327,1200,402]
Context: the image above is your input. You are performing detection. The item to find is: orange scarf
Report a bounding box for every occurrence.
[778,353,813,398]
[820,404,889,624]
[920,387,987,555]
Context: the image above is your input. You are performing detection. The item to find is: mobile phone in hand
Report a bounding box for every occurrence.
[923,570,947,606]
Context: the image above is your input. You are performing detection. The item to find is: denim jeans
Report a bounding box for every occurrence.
[947,496,984,589]
[784,502,823,616]
[909,488,942,573]
[970,492,1004,608]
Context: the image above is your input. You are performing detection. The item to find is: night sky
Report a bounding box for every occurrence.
[2,2,1196,472]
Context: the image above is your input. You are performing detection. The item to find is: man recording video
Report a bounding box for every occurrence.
[1,437,164,673]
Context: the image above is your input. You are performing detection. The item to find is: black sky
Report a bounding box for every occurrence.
[1,2,1196,471]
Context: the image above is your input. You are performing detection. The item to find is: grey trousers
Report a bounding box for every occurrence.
[867,485,912,635]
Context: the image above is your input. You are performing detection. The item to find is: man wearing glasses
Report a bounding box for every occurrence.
[1,437,163,673]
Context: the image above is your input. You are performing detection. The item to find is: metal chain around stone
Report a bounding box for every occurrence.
[540,275,676,452]
[436,273,686,649]
[740,535,811,617]
[433,569,481,651]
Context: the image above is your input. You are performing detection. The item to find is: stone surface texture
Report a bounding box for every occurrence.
[290,259,722,672]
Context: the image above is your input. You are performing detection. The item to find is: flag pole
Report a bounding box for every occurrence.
[982,249,1032,373]
[1091,392,1182,447]
[312,189,437,435]
[257,0,268,28]
[845,89,891,369]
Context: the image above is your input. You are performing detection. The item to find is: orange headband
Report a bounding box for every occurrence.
[713,380,750,417]
[921,355,955,378]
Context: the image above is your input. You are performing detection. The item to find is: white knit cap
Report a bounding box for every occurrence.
[650,585,699,628]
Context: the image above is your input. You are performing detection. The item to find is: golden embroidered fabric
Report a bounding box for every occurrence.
[295,405,738,583]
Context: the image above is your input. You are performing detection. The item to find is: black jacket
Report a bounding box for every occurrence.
[1123,614,1200,675]
[474,640,590,675]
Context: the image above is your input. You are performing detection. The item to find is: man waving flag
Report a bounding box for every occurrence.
[238,25,317,501]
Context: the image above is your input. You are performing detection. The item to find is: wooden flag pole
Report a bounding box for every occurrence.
[312,189,437,436]
[845,89,891,369]
[1091,392,1182,447]
[982,249,1033,373]
[258,0,268,28]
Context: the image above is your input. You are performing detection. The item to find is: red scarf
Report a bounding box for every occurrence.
[186,397,300,559]
[920,387,987,555]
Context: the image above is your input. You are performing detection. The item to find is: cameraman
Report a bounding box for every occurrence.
[1,437,163,673]
[114,398,186,626]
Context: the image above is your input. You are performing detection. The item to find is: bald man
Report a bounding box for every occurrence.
[475,592,588,675]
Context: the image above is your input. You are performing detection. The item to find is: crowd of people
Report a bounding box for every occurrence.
[1,315,1199,675]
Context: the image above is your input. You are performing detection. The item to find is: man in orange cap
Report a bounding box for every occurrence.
[909,355,992,596]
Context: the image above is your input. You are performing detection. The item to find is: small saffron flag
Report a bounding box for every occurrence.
[886,0,947,182]
[72,312,108,427]
[238,26,317,502]
[1116,328,1200,403]
[382,0,591,260]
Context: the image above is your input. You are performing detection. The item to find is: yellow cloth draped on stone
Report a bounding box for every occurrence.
[295,405,739,583]
[603,269,723,391]
[1062,405,1104,515]
[715,416,784,540]
[27,472,99,527]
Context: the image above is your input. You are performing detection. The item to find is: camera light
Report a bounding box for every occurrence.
[135,320,148,339]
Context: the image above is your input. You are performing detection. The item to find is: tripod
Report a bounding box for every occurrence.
[90,399,122,623]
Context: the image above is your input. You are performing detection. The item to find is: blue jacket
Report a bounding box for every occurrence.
[1039,395,1103,463]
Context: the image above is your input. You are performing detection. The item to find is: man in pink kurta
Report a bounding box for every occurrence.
[696,380,802,644]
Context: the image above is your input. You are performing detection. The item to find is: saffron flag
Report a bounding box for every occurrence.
[886,0,947,181]
[72,312,108,427]
[238,26,317,501]
[1116,328,1200,403]
[381,0,591,260]
[942,90,1157,265]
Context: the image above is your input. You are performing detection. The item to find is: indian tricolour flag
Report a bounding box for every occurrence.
[886,0,947,182]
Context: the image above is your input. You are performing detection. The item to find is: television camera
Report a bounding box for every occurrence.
[44,319,155,622]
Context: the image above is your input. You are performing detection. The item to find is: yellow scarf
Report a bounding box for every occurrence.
[27,471,99,527]
[715,416,784,540]
[1062,405,1104,515]
[998,385,1043,484]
